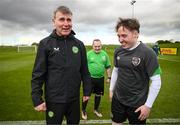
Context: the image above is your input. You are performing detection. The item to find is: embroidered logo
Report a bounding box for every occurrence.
[72,46,79,54]
[132,57,141,66]
[90,57,94,60]
[48,111,54,118]
[117,56,120,60]
[102,56,106,61]
[54,47,60,51]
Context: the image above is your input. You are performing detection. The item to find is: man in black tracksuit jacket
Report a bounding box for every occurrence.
[31,6,91,125]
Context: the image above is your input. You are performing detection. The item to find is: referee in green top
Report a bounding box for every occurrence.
[81,39,111,120]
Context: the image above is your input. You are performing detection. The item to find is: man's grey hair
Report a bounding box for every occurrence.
[53,6,72,18]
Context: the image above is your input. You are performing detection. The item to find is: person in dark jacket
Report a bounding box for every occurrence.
[31,6,91,125]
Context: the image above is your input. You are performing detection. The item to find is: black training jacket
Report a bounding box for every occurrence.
[31,30,91,107]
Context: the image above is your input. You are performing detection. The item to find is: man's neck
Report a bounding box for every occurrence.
[128,41,140,50]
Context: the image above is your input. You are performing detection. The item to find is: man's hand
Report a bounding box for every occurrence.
[135,105,151,121]
[109,90,113,101]
[106,78,110,83]
[83,96,90,102]
[34,102,46,112]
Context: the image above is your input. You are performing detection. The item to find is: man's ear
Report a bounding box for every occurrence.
[52,19,55,27]
[133,31,139,38]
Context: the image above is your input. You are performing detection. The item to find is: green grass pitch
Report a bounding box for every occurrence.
[0,43,180,121]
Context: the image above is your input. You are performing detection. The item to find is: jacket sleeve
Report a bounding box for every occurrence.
[31,41,47,107]
[80,42,92,96]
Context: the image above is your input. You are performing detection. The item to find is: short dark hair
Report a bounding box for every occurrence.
[53,6,72,18]
[115,18,140,33]
[92,39,101,45]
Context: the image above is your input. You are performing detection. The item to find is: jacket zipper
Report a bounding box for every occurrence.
[64,39,68,66]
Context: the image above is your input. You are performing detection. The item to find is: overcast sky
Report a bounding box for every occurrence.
[0,0,180,45]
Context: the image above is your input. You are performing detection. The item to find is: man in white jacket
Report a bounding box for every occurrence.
[110,18,162,125]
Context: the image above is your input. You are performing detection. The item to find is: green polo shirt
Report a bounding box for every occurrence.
[87,50,111,78]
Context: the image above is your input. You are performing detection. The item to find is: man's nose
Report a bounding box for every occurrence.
[119,37,124,42]
[64,20,69,25]
[119,38,122,42]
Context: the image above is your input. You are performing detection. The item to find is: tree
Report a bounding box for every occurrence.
[31,42,39,46]
[156,40,171,44]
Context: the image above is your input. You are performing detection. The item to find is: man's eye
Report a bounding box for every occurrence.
[121,35,127,38]
[67,19,72,22]
[59,18,65,21]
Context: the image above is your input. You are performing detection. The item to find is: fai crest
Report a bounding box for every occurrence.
[72,46,79,54]
[132,57,141,66]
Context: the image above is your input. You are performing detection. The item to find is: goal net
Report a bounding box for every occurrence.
[17,45,37,53]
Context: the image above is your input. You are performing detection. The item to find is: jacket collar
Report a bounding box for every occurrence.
[50,29,76,40]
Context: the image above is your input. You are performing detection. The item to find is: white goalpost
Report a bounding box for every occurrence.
[17,45,37,53]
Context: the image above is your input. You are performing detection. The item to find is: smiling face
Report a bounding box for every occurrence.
[117,26,139,49]
[92,40,102,53]
[53,11,72,37]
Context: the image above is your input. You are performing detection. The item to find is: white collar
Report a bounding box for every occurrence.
[128,41,140,50]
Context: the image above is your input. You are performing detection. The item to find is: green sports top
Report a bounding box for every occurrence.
[87,50,111,78]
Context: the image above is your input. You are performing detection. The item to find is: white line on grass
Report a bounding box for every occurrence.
[0,118,180,125]
[158,57,180,62]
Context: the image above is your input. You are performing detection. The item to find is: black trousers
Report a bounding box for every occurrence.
[46,100,80,125]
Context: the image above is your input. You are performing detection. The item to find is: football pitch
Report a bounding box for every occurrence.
[0,44,180,124]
